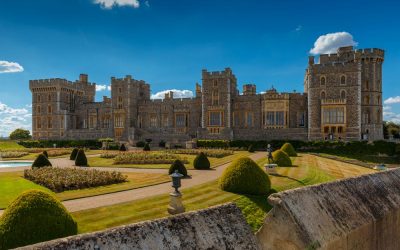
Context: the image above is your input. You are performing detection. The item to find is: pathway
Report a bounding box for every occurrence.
[0,152,265,216]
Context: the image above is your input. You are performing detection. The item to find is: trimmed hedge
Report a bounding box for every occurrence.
[74,149,88,167]
[219,157,270,195]
[168,160,188,176]
[272,150,292,166]
[69,148,79,160]
[32,154,52,169]
[281,143,297,156]
[42,150,49,158]
[193,152,211,170]
[143,143,150,151]
[0,190,77,250]
[248,144,255,153]
[18,140,102,149]
[119,144,127,151]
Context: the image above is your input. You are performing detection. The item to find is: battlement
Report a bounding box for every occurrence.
[317,47,384,65]
[111,75,149,86]
[202,67,234,78]
[29,76,96,92]
[243,84,256,96]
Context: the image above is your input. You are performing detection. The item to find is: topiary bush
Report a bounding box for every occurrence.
[159,140,166,148]
[143,143,150,151]
[272,149,292,166]
[119,143,127,151]
[193,152,211,170]
[136,141,145,147]
[248,144,255,153]
[168,159,188,176]
[281,142,297,156]
[70,148,79,160]
[0,190,77,250]
[219,157,270,195]
[32,154,52,169]
[42,150,49,158]
[74,149,88,167]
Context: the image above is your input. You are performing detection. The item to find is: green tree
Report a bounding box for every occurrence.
[9,129,31,140]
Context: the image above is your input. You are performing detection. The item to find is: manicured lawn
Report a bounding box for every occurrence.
[72,153,376,233]
[89,151,251,169]
[0,141,25,150]
[0,171,169,209]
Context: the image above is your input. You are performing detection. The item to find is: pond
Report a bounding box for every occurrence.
[0,161,33,168]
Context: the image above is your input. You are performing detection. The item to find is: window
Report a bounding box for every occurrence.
[48,105,52,114]
[365,80,369,90]
[150,116,157,128]
[340,75,346,85]
[175,114,186,127]
[276,111,284,126]
[114,115,124,128]
[118,87,122,94]
[320,76,326,86]
[377,80,381,90]
[37,94,41,102]
[48,94,51,102]
[377,110,381,123]
[364,95,370,105]
[209,112,222,126]
[212,91,219,105]
[213,80,218,87]
[47,117,52,129]
[266,112,275,125]
[299,113,305,127]
[162,115,169,127]
[321,91,326,99]
[363,111,370,124]
[322,107,345,124]
[36,117,41,129]
[60,116,64,129]
[340,90,346,99]
[233,112,240,127]
[117,96,123,109]
[246,112,253,127]
[377,95,381,105]
[103,117,111,128]
[338,126,343,134]
[37,106,41,114]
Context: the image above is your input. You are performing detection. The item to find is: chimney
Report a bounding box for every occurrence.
[79,74,88,83]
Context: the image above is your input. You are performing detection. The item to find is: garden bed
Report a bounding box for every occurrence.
[166,149,234,158]
[24,167,127,192]
[112,152,188,165]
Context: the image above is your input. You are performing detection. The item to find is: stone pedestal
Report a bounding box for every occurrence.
[168,191,185,215]
[264,163,278,175]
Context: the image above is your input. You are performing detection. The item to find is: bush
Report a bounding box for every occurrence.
[193,152,211,170]
[136,141,145,147]
[219,157,270,195]
[0,151,29,158]
[168,160,188,176]
[143,143,150,151]
[70,148,79,160]
[166,149,233,158]
[0,190,77,250]
[281,143,297,156]
[32,154,52,169]
[114,152,188,165]
[159,140,166,148]
[47,149,71,157]
[248,144,255,153]
[74,149,88,167]
[119,144,127,151]
[43,150,49,158]
[18,140,102,149]
[24,168,127,192]
[272,150,292,166]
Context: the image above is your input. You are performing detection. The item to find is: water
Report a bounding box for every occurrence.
[0,161,33,168]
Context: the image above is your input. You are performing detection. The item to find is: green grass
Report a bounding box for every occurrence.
[0,171,169,209]
[72,153,374,233]
[89,151,251,169]
[0,141,25,150]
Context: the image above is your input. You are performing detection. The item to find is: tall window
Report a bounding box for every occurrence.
[114,115,124,128]
[321,91,326,99]
[320,76,326,86]
[299,113,305,127]
[322,107,345,124]
[340,75,346,85]
[117,96,123,109]
[266,112,275,125]
[246,112,253,127]
[37,94,41,102]
[364,95,370,105]
[36,117,41,129]
[340,90,346,99]
[48,105,52,114]
[150,116,157,128]
[37,105,41,114]
[47,117,52,129]
[48,94,51,101]
[276,111,284,126]
[233,112,240,127]
[365,80,369,90]
[209,111,222,126]
[363,111,370,124]
[60,116,64,129]
[175,114,186,127]
[212,91,219,106]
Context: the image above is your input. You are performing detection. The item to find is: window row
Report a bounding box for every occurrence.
[320,75,347,86]
[322,107,345,124]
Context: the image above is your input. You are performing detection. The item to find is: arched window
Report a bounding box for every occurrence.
[320,76,326,86]
[340,90,346,99]
[212,90,219,105]
[364,95,370,105]
[340,75,346,85]
[321,91,326,99]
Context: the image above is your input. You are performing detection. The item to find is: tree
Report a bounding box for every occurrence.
[9,129,31,140]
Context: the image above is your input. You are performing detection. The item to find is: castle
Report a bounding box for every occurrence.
[30,46,384,144]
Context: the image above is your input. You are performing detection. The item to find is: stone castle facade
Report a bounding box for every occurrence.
[30,46,384,143]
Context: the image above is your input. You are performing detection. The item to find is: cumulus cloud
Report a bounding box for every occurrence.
[96,84,110,91]
[0,102,31,137]
[384,110,400,123]
[94,0,139,9]
[384,96,400,105]
[151,89,194,99]
[0,60,24,73]
[310,32,358,55]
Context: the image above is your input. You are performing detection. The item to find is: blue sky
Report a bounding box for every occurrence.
[1,0,400,136]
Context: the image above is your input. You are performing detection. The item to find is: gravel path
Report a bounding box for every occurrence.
[0,152,265,216]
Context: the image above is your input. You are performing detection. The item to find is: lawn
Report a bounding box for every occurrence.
[0,141,25,150]
[72,153,376,233]
[88,151,251,169]
[0,171,170,209]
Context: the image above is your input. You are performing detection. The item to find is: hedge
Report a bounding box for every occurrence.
[272,150,292,167]
[168,160,188,176]
[143,143,150,151]
[119,144,127,151]
[281,143,297,156]
[193,152,211,170]
[18,140,102,149]
[75,149,88,167]
[70,148,79,160]
[0,190,77,250]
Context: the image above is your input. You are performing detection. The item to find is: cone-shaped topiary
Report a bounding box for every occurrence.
[272,149,292,166]
[0,190,77,250]
[281,142,297,156]
[70,148,79,160]
[248,144,255,153]
[143,143,150,151]
[119,143,127,151]
[32,154,52,169]
[219,157,270,195]
[168,159,187,176]
[193,152,211,170]
[74,149,88,167]
[42,150,49,158]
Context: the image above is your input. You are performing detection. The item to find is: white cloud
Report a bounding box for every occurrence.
[151,89,194,99]
[384,111,400,123]
[0,102,31,137]
[0,60,24,73]
[96,84,110,91]
[310,32,358,55]
[107,86,112,91]
[384,96,400,105]
[94,0,139,9]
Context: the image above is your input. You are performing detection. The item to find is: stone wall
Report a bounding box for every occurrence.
[18,203,261,250]
[257,168,400,250]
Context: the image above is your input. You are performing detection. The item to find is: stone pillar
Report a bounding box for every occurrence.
[168,191,185,215]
